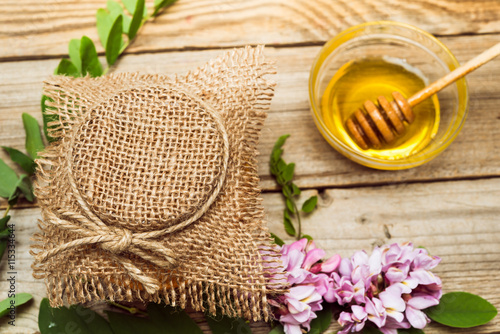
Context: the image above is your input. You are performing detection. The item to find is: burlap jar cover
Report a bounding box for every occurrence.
[31,46,287,321]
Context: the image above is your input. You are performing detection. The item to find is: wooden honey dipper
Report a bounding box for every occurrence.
[346,41,500,150]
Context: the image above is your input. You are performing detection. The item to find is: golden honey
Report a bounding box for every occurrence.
[321,57,440,160]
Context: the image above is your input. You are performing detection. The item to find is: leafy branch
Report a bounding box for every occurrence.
[43,0,179,142]
[54,0,175,76]
[269,135,318,244]
[37,298,253,334]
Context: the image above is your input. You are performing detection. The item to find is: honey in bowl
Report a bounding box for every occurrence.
[321,57,440,160]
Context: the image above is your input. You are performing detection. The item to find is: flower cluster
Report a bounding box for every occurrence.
[269,239,341,334]
[326,242,442,334]
[269,241,442,334]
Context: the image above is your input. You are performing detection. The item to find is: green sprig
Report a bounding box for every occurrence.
[270,135,318,241]
[41,0,178,140]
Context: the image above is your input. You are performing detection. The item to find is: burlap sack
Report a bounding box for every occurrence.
[31,46,287,321]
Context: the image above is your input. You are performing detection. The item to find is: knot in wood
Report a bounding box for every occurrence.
[103,227,133,254]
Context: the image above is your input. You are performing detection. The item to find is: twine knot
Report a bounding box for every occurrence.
[35,212,178,295]
[103,227,133,253]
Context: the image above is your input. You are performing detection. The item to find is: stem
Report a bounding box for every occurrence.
[118,41,130,55]
[3,204,11,218]
[292,200,301,240]
[107,301,147,316]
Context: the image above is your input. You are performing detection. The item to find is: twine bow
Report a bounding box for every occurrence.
[35,211,177,294]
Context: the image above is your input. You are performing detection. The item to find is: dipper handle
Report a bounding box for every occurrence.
[408,41,500,107]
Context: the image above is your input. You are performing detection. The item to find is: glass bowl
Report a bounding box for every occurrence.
[309,21,469,170]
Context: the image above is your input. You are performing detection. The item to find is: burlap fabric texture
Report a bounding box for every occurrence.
[31,46,287,321]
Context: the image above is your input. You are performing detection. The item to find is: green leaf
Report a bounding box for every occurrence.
[68,38,82,74]
[69,305,114,334]
[106,0,132,33]
[397,328,425,334]
[22,113,45,160]
[7,193,19,207]
[41,95,58,143]
[0,159,19,199]
[282,163,295,183]
[271,148,282,165]
[153,0,178,17]
[147,303,203,334]
[107,0,124,13]
[122,0,148,17]
[302,196,318,213]
[268,324,285,334]
[273,134,290,151]
[0,217,9,259]
[121,0,136,14]
[277,159,287,173]
[0,240,7,262]
[292,183,301,196]
[424,291,498,328]
[284,215,296,236]
[80,36,103,77]
[0,293,32,318]
[12,174,34,202]
[0,229,10,239]
[96,3,126,58]
[96,8,113,48]
[308,306,332,333]
[205,312,252,334]
[282,184,292,198]
[270,232,285,247]
[106,15,124,66]
[2,147,35,175]
[0,216,11,231]
[302,234,313,242]
[39,298,93,334]
[55,58,80,77]
[286,198,294,212]
[107,310,161,334]
[128,0,145,40]
[270,165,278,176]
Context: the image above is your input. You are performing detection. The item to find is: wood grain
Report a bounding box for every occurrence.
[2,0,500,60]
[2,35,500,206]
[2,2,500,332]
[1,178,499,333]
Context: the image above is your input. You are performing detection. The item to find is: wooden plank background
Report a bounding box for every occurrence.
[1,0,500,333]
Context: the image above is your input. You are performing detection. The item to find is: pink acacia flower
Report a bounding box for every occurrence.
[269,239,341,334]
[328,242,442,334]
